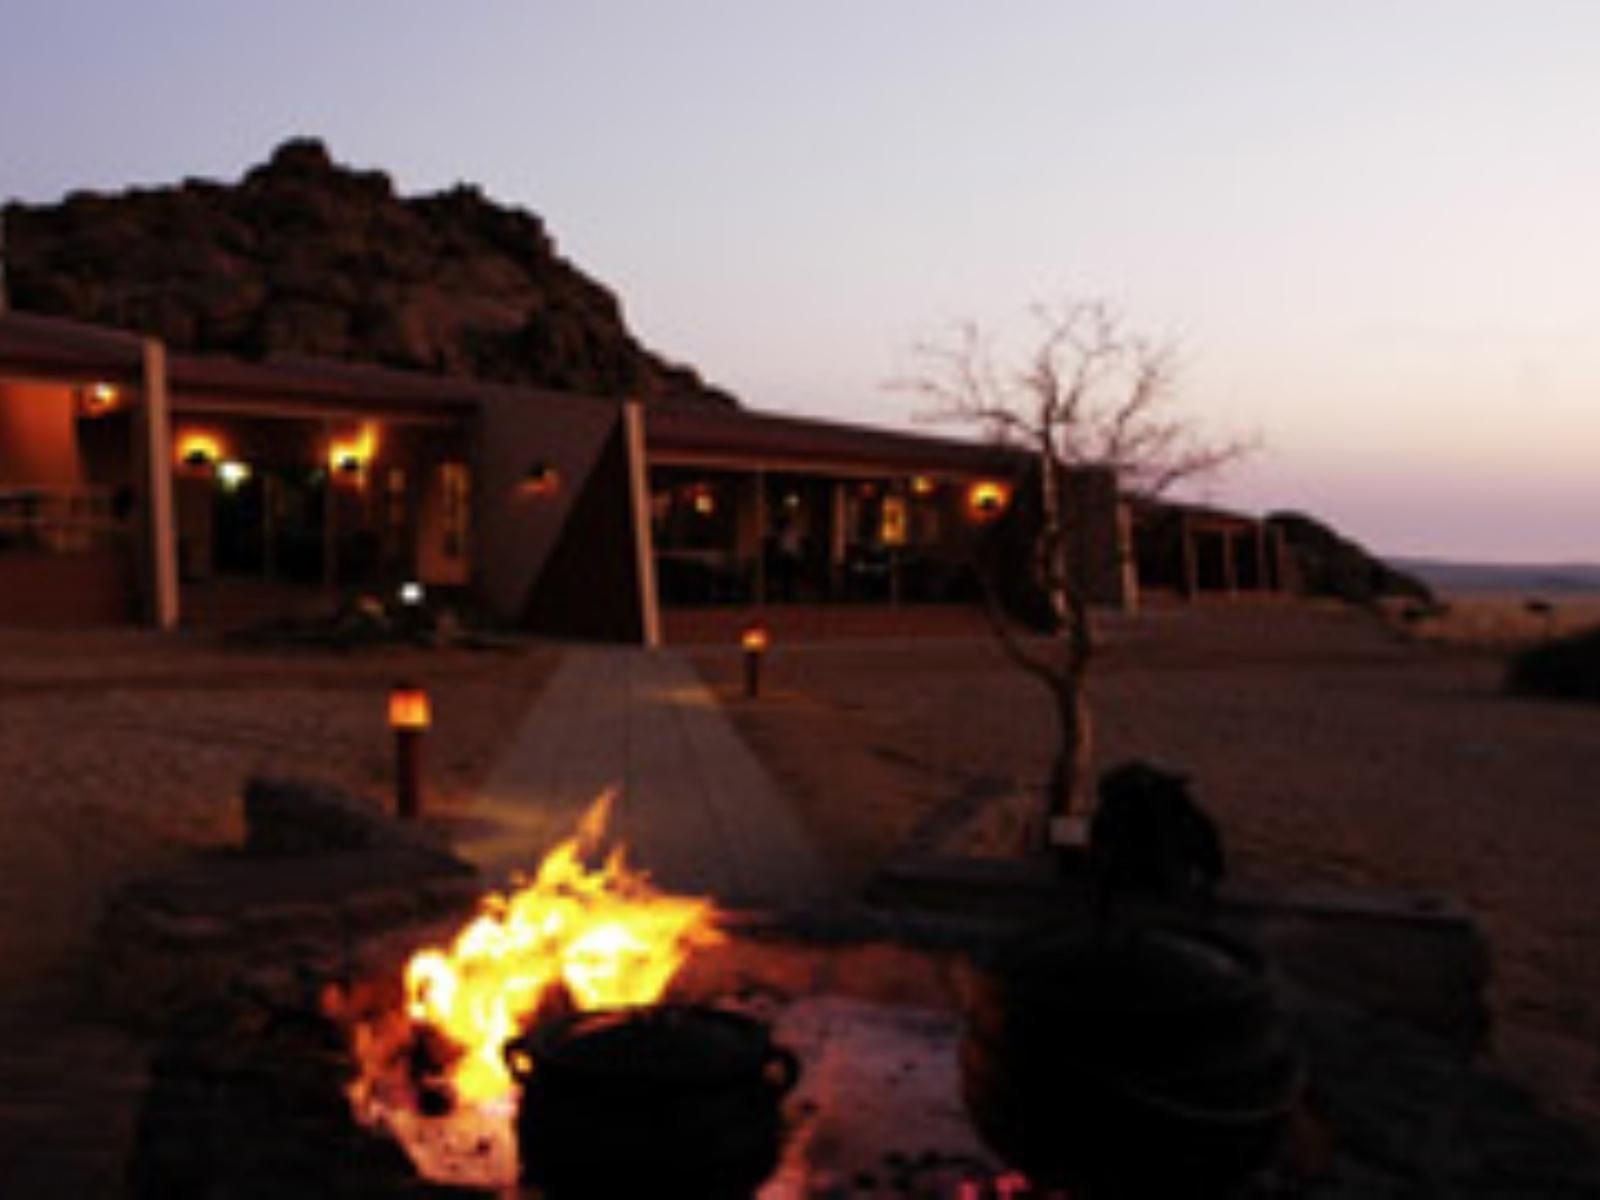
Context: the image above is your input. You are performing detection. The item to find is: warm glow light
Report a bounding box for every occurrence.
[966,479,1011,521]
[881,495,908,546]
[741,622,770,652]
[329,424,380,480]
[518,461,560,497]
[339,792,723,1183]
[79,382,121,416]
[175,430,225,473]
[388,684,432,731]
[691,485,716,516]
[910,474,937,497]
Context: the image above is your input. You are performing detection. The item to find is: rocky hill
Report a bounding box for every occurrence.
[3,139,732,403]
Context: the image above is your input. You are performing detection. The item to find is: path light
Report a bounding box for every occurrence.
[389,682,431,820]
[741,621,770,699]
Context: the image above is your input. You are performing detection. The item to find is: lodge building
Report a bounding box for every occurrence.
[0,310,1289,640]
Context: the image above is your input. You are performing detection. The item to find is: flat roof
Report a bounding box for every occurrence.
[0,309,1022,471]
[0,310,145,381]
[645,399,1020,476]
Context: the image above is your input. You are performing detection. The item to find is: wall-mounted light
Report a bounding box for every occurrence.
[690,485,716,516]
[910,475,937,498]
[518,460,561,497]
[398,580,426,607]
[175,430,225,475]
[78,382,122,417]
[966,479,1011,523]
[328,424,379,484]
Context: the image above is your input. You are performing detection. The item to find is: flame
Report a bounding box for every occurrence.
[339,792,722,1183]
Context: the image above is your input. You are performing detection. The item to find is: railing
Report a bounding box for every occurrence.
[0,485,128,553]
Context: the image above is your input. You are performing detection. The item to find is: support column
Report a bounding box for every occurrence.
[622,401,661,647]
[753,467,767,607]
[321,419,338,590]
[137,339,179,629]
[1179,513,1198,599]
[1116,499,1139,614]
[1253,521,1268,593]
[1222,526,1238,595]
[830,481,848,596]
[1271,523,1292,593]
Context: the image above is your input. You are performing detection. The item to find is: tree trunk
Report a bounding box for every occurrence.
[1046,663,1093,821]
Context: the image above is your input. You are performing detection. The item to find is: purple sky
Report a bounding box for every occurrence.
[4,2,1598,562]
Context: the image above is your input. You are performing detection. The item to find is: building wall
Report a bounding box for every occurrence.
[0,381,83,485]
[0,378,135,626]
[473,390,633,631]
[1064,465,1134,610]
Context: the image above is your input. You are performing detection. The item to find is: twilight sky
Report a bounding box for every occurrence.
[3,2,1597,562]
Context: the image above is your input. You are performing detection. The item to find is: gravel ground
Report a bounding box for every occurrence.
[694,601,1600,1133]
[0,630,557,1002]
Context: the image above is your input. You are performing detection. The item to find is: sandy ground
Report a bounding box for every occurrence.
[694,600,1600,1130]
[1385,592,1600,649]
[0,630,557,1006]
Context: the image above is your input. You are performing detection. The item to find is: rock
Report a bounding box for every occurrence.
[1266,511,1434,606]
[1506,625,1600,703]
[5,137,735,405]
[243,776,391,856]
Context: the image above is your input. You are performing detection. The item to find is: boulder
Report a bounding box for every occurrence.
[1266,511,1434,606]
[242,776,392,856]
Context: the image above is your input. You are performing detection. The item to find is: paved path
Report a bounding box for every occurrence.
[456,647,828,910]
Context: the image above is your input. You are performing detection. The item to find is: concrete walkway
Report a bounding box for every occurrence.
[455,647,828,910]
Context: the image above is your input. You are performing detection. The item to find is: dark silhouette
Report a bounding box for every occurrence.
[1090,760,1225,913]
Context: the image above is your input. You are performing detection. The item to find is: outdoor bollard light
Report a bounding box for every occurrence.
[741,622,770,699]
[388,682,431,819]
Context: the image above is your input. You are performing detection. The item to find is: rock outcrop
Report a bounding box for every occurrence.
[4,138,733,403]
[1267,511,1434,606]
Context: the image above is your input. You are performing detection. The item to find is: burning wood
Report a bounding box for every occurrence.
[331,791,724,1186]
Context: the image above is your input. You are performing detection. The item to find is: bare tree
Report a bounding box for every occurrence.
[899,300,1251,850]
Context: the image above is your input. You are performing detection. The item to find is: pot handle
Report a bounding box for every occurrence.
[504,1038,536,1085]
[764,1044,802,1096]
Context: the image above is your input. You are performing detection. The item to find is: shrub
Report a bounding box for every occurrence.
[1506,624,1600,702]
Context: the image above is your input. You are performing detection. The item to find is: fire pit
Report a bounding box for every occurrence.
[334,791,808,1192]
[507,1004,799,1199]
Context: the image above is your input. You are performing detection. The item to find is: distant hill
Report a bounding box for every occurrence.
[3,138,733,404]
[1389,557,1600,597]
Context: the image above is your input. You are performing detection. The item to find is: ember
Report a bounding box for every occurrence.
[336,791,724,1185]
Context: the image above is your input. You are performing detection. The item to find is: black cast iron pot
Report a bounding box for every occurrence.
[961,923,1304,1199]
[505,1003,801,1200]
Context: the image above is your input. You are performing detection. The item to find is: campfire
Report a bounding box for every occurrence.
[332,791,726,1188]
